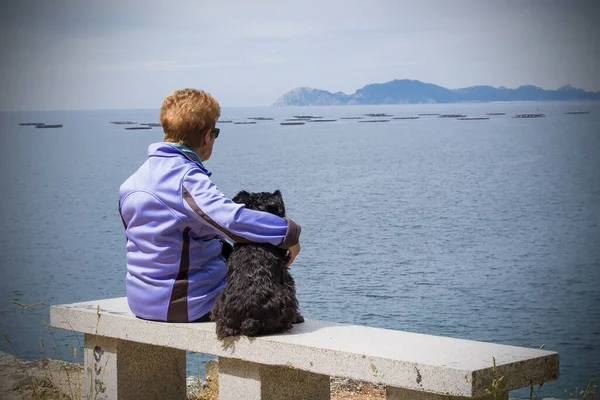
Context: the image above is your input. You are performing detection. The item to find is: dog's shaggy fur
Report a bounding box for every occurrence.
[211,190,304,340]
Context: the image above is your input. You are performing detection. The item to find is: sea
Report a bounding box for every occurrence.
[0,101,598,399]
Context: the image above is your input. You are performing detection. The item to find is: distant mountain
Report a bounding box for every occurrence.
[273,79,600,106]
[273,88,350,106]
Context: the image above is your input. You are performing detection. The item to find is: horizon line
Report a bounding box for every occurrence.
[2,99,600,113]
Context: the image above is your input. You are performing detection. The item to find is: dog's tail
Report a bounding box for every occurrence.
[240,318,263,336]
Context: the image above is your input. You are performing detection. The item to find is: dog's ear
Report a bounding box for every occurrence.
[232,190,251,205]
[269,190,286,217]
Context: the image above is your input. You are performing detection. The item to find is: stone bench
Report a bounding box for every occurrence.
[49,297,559,399]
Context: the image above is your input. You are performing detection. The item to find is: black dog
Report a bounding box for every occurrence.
[211,190,304,340]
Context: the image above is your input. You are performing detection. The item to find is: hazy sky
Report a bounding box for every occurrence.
[1,0,598,111]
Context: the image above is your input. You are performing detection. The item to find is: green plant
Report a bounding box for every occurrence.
[484,357,505,400]
[566,379,597,400]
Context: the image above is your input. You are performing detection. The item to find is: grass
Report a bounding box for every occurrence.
[564,379,597,400]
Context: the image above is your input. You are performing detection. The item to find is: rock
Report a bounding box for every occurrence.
[186,375,208,398]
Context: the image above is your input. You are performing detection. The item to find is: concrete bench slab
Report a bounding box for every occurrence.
[50,297,558,400]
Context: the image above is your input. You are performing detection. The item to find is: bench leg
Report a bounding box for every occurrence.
[386,387,508,400]
[84,334,186,400]
[218,357,329,400]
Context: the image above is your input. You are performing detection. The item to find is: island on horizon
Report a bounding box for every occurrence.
[273,79,600,106]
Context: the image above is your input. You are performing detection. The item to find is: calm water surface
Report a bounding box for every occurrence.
[0,102,599,399]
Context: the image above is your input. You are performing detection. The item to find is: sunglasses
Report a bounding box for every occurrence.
[211,127,220,139]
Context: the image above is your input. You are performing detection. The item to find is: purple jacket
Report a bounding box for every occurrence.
[119,142,301,322]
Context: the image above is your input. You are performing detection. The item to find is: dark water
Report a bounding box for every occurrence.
[1,102,599,399]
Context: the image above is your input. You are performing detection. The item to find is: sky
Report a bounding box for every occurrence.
[1,0,599,111]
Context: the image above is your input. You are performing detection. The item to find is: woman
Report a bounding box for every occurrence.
[119,88,301,323]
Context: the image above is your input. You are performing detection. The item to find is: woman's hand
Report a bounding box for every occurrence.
[285,242,301,268]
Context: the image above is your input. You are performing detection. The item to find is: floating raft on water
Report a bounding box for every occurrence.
[418,113,440,116]
[19,122,44,126]
[439,114,467,118]
[358,119,390,123]
[110,121,136,125]
[512,114,545,118]
[247,117,273,120]
[485,113,506,116]
[365,113,392,117]
[36,124,63,128]
[393,117,420,120]
[564,111,590,115]
[280,122,305,126]
[306,119,337,122]
[234,121,257,124]
[125,126,152,130]
[457,117,490,120]
[140,123,162,127]
[340,116,364,119]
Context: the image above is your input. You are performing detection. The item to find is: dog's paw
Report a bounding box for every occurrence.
[216,324,240,340]
[240,318,263,336]
[293,313,305,324]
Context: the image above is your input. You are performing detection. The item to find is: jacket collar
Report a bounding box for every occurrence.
[147,142,212,176]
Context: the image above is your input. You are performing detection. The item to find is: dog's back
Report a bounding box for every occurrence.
[211,190,303,339]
